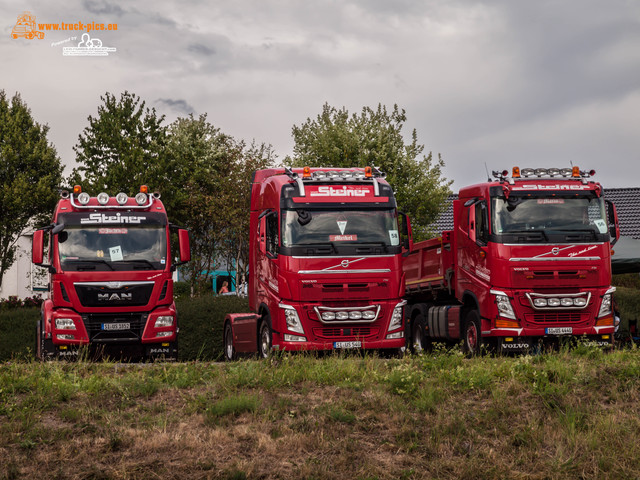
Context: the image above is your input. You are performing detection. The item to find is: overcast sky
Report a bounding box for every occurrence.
[2,0,639,190]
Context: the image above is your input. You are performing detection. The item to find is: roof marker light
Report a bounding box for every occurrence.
[303,166,311,178]
[140,185,149,194]
[116,192,128,205]
[97,192,109,205]
[365,166,372,178]
[77,192,90,205]
[572,166,581,177]
[512,167,521,178]
[73,185,82,194]
[135,192,147,205]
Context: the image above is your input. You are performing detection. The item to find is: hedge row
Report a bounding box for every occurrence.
[0,294,250,362]
[1,286,639,361]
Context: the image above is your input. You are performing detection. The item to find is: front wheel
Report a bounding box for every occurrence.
[224,323,236,361]
[411,314,428,353]
[463,310,482,356]
[258,318,272,359]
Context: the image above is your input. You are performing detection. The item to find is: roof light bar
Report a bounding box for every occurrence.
[494,166,596,180]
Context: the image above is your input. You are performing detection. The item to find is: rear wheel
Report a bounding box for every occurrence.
[463,310,481,355]
[35,321,42,360]
[258,317,272,359]
[411,314,428,353]
[224,322,236,361]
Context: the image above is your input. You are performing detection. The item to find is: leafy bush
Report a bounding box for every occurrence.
[615,286,640,335]
[0,307,39,361]
[173,281,191,300]
[176,293,250,361]
[0,295,43,311]
[613,273,640,289]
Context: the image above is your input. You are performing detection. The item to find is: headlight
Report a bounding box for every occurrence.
[77,192,90,205]
[135,192,147,205]
[598,294,612,318]
[55,318,76,330]
[387,301,406,332]
[493,292,516,320]
[97,192,109,205]
[154,316,174,328]
[281,305,304,334]
[116,192,128,205]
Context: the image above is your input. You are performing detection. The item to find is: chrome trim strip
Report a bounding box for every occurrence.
[510,257,601,262]
[299,269,391,274]
[74,281,154,288]
[292,255,396,259]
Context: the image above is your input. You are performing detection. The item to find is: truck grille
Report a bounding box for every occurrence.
[313,327,377,339]
[74,281,154,307]
[82,313,148,342]
[525,313,587,324]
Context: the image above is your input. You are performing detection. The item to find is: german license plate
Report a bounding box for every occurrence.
[333,341,361,349]
[102,322,130,331]
[546,327,572,335]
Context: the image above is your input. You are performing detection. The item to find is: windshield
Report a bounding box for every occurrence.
[58,226,167,271]
[282,209,400,248]
[492,196,607,236]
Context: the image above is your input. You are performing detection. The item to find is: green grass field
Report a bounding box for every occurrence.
[1,348,640,479]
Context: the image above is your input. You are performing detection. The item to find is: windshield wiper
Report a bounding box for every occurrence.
[509,229,549,241]
[121,259,157,270]
[62,259,115,271]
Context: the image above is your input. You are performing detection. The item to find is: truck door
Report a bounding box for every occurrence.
[459,199,490,288]
[256,210,280,304]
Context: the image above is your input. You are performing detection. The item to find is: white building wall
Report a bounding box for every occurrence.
[0,232,49,300]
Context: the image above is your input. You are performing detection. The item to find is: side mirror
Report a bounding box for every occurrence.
[258,216,267,255]
[32,229,44,265]
[399,212,413,253]
[606,200,620,246]
[178,229,191,262]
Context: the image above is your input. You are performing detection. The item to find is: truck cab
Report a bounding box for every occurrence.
[224,167,407,358]
[32,185,190,360]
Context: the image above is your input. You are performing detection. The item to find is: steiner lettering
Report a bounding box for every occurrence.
[80,213,147,224]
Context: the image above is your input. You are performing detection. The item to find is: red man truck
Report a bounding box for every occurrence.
[32,185,190,360]
[404,166,620,353]
[223,166,408,359]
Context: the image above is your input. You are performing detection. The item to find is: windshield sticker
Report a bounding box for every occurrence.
[109,245,123,262]
[337,220,347,235]
[593,219,607,234]
[389,230,399,246]
[99,228,128,234]
[537,199,564,204]
[160,257,166,265]
[330,234,357,241]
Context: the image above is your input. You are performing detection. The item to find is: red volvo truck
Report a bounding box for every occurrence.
[404,166,620,353]
[223,166,408,359]
[32,185,190,360]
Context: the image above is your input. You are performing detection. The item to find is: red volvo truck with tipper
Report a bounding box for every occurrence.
[223,166,408,359]
[404,166,620,353]
[32,185,191,360]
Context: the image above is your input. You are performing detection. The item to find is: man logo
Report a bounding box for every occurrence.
[98,293,132,301]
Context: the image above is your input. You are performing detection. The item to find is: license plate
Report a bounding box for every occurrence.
[102,322,130,331]
[333,341,362,349]
[546,327,572,335]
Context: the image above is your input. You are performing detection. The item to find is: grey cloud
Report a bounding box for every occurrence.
[82,0,126,16]
[155,98,195,115]
[188,43,216,56]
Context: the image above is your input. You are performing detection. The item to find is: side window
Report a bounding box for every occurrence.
[475,201,489,245]
[266,212,279,257]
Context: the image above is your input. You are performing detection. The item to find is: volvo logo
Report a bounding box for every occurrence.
[552,247,560,255]
[98,293,132,301]
[341,260,350,268]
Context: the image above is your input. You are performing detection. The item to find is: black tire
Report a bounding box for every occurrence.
[258,317,272,359]
[411,314,428,353]
[35,321,42,361]
[463,310,482,355]
[224,322,236,361]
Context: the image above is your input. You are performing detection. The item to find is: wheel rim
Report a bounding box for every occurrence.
[225,327,233,359]
[466,323,478,351]
[260,326,270,357]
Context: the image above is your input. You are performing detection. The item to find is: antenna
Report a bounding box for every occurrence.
[484,162,491,182]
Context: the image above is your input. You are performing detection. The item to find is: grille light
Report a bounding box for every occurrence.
[156,331,172,338]
[57,334,75,340]
[284,334,307,342]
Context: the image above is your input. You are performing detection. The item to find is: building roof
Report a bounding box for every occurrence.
[429,188,640,239]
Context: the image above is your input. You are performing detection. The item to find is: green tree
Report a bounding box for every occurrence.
[0,91,63,289]
[166,115,274,294]
[290,103,452,239]
[69,91,168,197]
